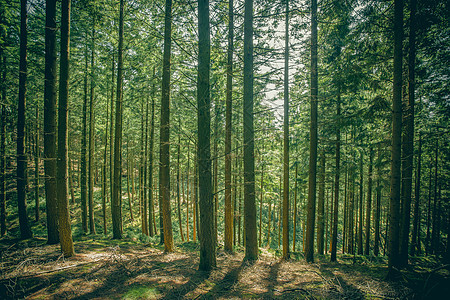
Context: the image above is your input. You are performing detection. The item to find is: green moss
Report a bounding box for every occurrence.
[122,285,160,300]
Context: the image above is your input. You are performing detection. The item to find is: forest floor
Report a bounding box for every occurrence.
[1,236,449,299]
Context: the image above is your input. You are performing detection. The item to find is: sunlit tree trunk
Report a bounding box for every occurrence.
[224,0,234,253]
[148,74,155,236]
[81,38,88,234]
[293,163,298,252]
[56,0,74,256]
[88,24,96,235]
[0,35,6,237]
[177,118,184,241]
[364,147,373,255]
[282,0,290,260]
[112,0,125,239]
[305,0,318,263]
[17,0,32,239]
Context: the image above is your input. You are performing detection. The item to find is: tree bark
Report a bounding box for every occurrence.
[56,0,74,256]
[243,0,257,261]
[197,0,215,271]
[365,146,373,255]
[317,151,325,255]
[224,0,234,254]
[0,37,7,237]
[282,0,290,260]
[159,0,174,251]
[358,151,364,255]
[112,0,125,239]
[410,132,421,256]
[388,0,403,275]
[331,91,341,262]
[88,24,96,235]
[305,0,318,263]
[17,0,32,239]
[81,37,89,234]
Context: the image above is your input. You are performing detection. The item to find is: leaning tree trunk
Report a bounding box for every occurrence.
[17,0,32,239]
[388,0,403,276]
[56,0,74,256]
[305,0,318,263]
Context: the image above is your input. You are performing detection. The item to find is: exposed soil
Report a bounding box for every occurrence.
[0,237,448,299]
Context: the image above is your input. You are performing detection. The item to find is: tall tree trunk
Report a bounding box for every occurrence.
[317,151,325,255]
[81,38,88,234]
[17,0,32,239]
[293,163,298,252]
[213,107,219,246]
[374,145,382,256]
[357,151,364,255]
[0,36,7,237]
[224,0,234,254]
[142,96,149,235]
[88,24,96,235]
[56,0,74,256]
[282,0,290,260]
[177,118,183,241]
[388,0,403,275]
[365,146,373,255]
[186,142,190,241]
[109,53,115,205]
[148,78,155,237]
[258,162,264,248]
[410,132,421,256]
[399,0,417,264]
[305,0,318,263]
[112,0,125,239]
[197,0,215,271]
[431,140,439,254]
[102,74,109,235]
[34,105,39,221]
[243,0,257,261]
[331,91,341,262]
[159,0,174,252]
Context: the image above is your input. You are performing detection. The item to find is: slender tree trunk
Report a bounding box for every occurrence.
[358,151,364,255]
[112,0,125,239]
[148,81,155,237]
[331,91,341,262]
[0,41,6,237]
[278,175,282,249]
[224,0,234,254]
[410,132,421,256]
[88,24,96,235]
[374,144,382,256]
[81,38,88,234]
[258,162,264,248]
[109,54,114,204]
[56,0,74,256]
[282,0,290,260]
[305,0,318,263]
[142,96,149,235]
[293,163,298,252]
[186,142,190,241]
[364,146,373,255]
[431,140,439,254]
[34,105,39,221]
[243,0,257,261]
[213,107,219,246]
[317,151,325,255]
[102,77,109,235]
[17,0,32,239]
[177,118,183,241]
[388,0,404,275]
